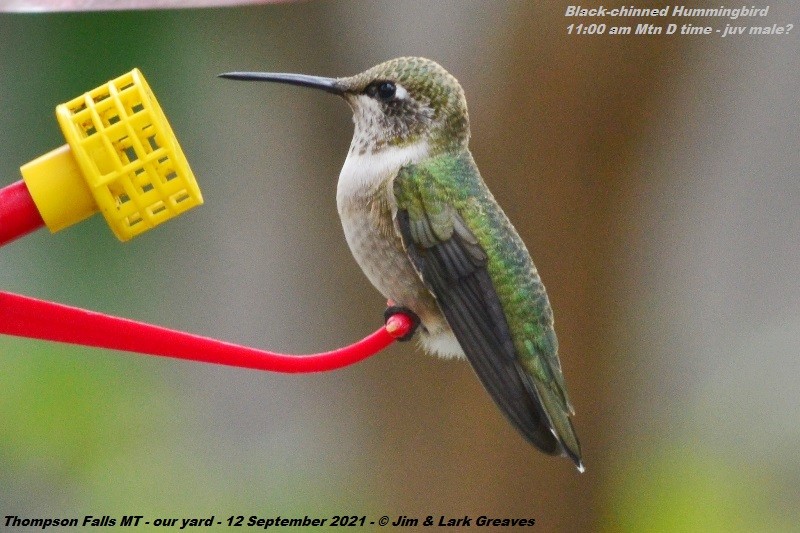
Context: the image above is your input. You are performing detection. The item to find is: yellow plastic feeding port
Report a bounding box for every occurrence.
[20,69,203,241]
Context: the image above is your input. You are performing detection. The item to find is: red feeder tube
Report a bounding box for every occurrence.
[0,181,45,246]
[0,291,414,373]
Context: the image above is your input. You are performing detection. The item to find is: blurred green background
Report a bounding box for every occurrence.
[1,2,799,531]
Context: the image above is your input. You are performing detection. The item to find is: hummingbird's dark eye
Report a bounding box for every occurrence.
[367,81,397,100]
[378,82,396,99]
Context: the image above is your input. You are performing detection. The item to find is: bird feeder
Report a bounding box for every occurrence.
[0,69,413,372]
[3,69,202,245]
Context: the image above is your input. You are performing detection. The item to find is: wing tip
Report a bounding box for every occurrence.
[556,425,584,472]
[566,447,585,473]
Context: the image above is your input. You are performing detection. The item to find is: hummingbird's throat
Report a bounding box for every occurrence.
[347,94,435,155]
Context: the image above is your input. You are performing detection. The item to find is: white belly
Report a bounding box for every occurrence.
[335,144,465,358]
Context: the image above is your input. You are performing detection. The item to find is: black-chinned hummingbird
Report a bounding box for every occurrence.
[221,57,583,471]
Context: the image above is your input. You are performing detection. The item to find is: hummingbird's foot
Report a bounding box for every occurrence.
[384,305,420,342]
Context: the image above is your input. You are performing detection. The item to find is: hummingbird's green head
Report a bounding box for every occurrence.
[220,57,470,155]
[336,57,470,154]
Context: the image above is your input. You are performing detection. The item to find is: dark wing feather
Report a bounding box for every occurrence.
[395,205,563,457]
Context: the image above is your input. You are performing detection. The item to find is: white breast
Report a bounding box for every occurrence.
[336,141,430,212]
[334,139,465,360]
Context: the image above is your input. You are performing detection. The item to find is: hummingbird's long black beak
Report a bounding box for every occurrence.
[218,72,344,96]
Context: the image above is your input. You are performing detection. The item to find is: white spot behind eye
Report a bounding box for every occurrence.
[395,84,409,100]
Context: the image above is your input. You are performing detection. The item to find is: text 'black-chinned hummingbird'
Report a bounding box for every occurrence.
[221,57,583,471]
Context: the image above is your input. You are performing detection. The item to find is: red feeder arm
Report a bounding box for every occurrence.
[0,291,414,373]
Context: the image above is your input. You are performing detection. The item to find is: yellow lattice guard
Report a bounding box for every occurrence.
[20,69,202,241]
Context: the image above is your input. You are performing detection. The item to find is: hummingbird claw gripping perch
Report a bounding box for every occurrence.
[384,305,420,342]
[0,69,202,245]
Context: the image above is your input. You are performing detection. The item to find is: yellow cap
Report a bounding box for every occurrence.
[20,69,203,241]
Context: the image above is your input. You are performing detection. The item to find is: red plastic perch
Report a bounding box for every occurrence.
[0,291,413,373]
[0,181,412,371]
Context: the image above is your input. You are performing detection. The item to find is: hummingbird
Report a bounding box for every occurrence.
[220,57,583,471]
